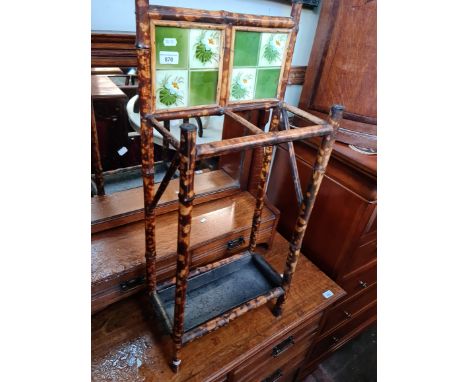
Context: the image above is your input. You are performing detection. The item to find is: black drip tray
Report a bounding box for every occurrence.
[152,252,283,333]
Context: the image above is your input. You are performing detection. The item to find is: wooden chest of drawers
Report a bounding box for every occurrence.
[91,233,345,381]
[91,191,279,314]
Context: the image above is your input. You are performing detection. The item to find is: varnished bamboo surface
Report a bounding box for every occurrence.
[91,233,346,382]
[196,124,333,160]
[91,169,238,231]
[148,5,296,29]
[91,192,276,286]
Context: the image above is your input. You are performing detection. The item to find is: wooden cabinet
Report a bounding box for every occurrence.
[91,233,346,381]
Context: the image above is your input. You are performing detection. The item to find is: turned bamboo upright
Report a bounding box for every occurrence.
[134,0,343,373]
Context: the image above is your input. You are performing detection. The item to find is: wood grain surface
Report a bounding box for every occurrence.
[91,232,346,381]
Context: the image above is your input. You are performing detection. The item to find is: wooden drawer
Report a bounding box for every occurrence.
[257,350,305,382]
[340,260,376,298]
[321,283,376,336]
[91,192,279,314]
[344,236,376,274]
[230,314,321,382]
[308,302,377,363]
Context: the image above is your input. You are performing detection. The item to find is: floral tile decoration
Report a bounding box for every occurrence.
[155,70,188,110]
[154,26,222,110]
[230,68,257,101]
[230,30,288,101]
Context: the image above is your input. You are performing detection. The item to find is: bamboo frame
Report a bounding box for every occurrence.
[135,0,343,373]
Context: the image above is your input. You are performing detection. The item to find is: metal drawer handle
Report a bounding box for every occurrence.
[120,276,145,292]
[227,236,245,250]
[359,280,368,289]
[272,335,295,357]
[344,310,352,319]
[263,368,283,382]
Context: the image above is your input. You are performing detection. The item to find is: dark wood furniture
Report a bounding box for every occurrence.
[91,75,131,174]
[92,233,346,382]
[267,0,377,376]
[299,0,377,149]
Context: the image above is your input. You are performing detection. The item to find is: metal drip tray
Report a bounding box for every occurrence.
[151,252,284,341]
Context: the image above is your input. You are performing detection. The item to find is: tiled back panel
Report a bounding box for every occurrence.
[153,26,288,110]
[155,26,221,110]
[230,31,287,102]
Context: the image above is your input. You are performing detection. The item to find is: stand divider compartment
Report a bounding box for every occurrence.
[134,0,344,373]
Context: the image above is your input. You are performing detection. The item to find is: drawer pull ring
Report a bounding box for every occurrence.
[344,310,352,319]
[120,276,145,292]
[263,368,283,382]
[359,280,368,289]
[227,237,245,250]
[272,335,295,357]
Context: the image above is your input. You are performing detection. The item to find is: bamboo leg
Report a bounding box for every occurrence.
[171,122,197,373]
[248,105,281,252]
[248,145,273,252]
[273,104,344,317]
[91,102,105,196]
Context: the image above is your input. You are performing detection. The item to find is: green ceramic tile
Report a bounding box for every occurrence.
[155,26,189,69]
[254,68,281,99]
[189,70,218,106]
[189,29,221,69]
[230,68,256,101]
[258,33,288,67]
[233,31,261,67]
[155,70,188,110]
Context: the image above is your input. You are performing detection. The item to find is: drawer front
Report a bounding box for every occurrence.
[256,351,305,382]
[309,303,377,363]
[321,283,376,336]
[344,237,376,275]
[230,314,321,382]
[92,226,275,314]
[340,261,377,298]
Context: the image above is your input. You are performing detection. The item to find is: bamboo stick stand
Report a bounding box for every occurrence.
[134,0,344,372]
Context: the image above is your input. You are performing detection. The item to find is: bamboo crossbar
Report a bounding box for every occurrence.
[225,110,264,135]
[148,5,296,29]
[196,124,333,160]
[145,101,280,121]
[148,117,181,151]
[283,103,326,125]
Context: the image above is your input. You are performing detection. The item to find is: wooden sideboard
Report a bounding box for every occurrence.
[92,233,346,382]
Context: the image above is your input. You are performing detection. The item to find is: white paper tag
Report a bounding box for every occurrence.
[322,290,334,299]
[163,38,177,46]
[200,217,207,223]
[195,170,203,174]
[160,51,179,65]
[117,146,128,156]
